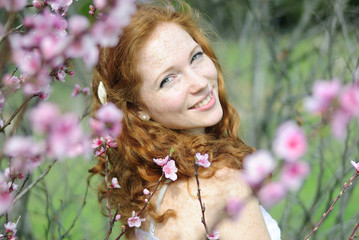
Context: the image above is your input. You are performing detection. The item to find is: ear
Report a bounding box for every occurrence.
[137,110,151,121]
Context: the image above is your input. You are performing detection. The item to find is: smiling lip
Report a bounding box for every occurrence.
[189,91,215,110]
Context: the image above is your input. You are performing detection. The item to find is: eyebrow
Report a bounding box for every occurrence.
[153,44,201,86]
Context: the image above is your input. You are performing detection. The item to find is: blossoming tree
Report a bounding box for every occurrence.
[0,0,358,239]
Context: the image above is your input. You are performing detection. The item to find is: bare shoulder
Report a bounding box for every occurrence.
[153,167,271,240]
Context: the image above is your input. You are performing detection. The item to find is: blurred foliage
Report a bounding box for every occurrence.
[187,0,359,38]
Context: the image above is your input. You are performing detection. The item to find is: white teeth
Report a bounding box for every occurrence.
[192,93,212,109]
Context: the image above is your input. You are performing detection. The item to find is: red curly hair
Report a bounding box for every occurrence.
[89,0,254,236]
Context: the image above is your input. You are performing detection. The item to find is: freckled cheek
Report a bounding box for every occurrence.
[201,59,218,82]
[158,93,187,112]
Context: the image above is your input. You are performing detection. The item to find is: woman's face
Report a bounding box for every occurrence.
[137,23,223,134]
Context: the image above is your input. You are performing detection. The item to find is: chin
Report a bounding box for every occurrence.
[207,108,224,127]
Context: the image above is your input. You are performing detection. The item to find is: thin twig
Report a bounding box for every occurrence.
[60,182,90,239]
[115,174,164,240]
[303,172,358,240]
[12,159,57,204]
[14,174,30,198]
[0,94,39,133]
[349,222,359,240]
[103,146,113,240]
[194,162,209,237]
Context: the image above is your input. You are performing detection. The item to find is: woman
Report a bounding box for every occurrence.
[90,1,280,239]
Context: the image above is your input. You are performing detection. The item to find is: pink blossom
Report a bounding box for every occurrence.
[280,161,310,191]
[153,155,169,167]
[162,160,178,181]
[304,79,341,114]
[0,188,13,215]
[91,137,104,149]
[143,189,150,195]
[0,90,6,114]
[243,150,276,187]
[4,218,19,234]
[127,211,145,228]
[94,146,105,157]
[331,109,351,139]
[351,161,359,173]
[33,0,44,9]
[110,177,121,188]
[48,114,91,159]
[11,49,42,76]
[94,0,107,10]
[105,136,117,148]
[90,0,136,47]
[3,136,45,174]
[68,15,89,35]
[90,103,123,138]
[1,0,27,12]
[2,74,21,92]
[71,84,81,97]
[40,35,68,61]
[272,121,307,162]
[115,214,121,221]
[207,230,220,240]
[82,87,90,95]
[66,34,99,68]
[339,84,359,117]
[226,198,243,220]
[258,182,287,208]
[82,37,99,68]
[47,0,73,15]
[29,102,60,134]
[195,153,210,168]
[21,68,51,96]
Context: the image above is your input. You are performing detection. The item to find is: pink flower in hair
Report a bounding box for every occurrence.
[105,136,117,148]
[162,160,178,181]
[92,137,104,149]
[127,211,145,228]
[195,153,210,168]
[153,155,169,167]
[94,146,105,157]
[110,177,121,189]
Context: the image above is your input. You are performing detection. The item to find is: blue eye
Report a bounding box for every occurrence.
[160,75,173,88]
[191,51,203,63]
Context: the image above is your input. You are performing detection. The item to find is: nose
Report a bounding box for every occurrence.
[186,68,208,94]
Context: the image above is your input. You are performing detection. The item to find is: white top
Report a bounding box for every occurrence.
[135,182,281,240]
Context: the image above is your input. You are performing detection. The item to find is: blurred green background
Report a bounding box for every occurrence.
[2,0,359,239]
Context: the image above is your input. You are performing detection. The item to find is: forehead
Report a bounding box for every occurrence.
[136,23,197,79]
